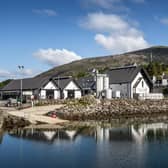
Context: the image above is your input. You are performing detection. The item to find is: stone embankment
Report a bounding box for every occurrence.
[56,96,168,121]
[0,110,4,128]
[0,109,30,130]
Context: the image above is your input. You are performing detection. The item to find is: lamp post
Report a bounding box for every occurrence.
[18,65,24,105]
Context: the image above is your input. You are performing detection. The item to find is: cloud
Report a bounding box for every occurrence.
[82,0,145,10]
[17,68,35,77]
[160,18,168,25]
[83,0,128,11]
[32,9,57,16]
[0,68,38,81]
[33,48,82,66]
[81,12,149,53]
[0,70,13,79]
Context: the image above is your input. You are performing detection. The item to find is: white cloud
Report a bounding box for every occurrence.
[83,0,145,9]
[0,68,38,81]
[85,0,120,9]
[0,70,13,79]
[17,68,35,77]
[81,13,128,32]
[33,48,82,66]
[32,9,57,16]
[81,12,149,53]
[160,18,168,25]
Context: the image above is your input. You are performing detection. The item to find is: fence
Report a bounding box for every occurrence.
[138,93,164,100]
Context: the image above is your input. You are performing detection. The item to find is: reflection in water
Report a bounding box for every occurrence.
[131,123,168,143]
[7,122,168,144]
[8,129,78,144]
[0,129,3,144]
[1,123,168,168]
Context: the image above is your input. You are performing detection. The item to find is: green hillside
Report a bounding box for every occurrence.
[36,46,168,78]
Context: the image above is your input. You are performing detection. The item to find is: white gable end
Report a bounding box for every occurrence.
[64,81,79,90]
[131,72,150,98]
[43,81,58,90]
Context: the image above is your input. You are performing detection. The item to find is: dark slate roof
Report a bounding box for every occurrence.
[107,65,152,86]
[1,76,51,91]
[53,77,81,90]
[77,76,96,90]
[54,78,72,90]
[163,74,168,79]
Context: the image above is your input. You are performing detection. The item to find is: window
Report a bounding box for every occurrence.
[142,81,144,88]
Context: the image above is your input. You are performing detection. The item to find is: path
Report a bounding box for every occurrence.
[6,105,68,124]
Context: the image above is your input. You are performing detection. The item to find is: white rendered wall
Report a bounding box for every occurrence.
[134,78,150,95]
[63,90,68,99]
[63,81,81,99]
[54,90,60,99]
[23,91,33,96]
[40,90,46,99]
[162,79,168,86]
[75,90,82,98]
[131,72,150,98]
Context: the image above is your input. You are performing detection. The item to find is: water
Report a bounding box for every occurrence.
[1,123,168,168]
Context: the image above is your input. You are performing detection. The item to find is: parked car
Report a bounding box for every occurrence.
[5,98,18,107]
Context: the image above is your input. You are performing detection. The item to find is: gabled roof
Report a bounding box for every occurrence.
[1,76,51,91]
[53,77,82,90]
[54,78,72,90]
[77,76,96,90]
[107,65,152,86]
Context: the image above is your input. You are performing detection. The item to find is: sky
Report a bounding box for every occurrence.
[0,0,168,81]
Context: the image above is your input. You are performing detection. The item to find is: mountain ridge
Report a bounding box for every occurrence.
[36,46,168,78]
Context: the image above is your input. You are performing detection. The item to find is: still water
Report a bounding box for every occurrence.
[1,123,168,168]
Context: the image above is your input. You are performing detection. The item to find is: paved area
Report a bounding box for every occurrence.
[6,105,68,124]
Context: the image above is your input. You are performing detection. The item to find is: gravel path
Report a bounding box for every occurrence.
[6,105,68,124]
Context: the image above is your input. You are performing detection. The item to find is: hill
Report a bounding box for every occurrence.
[36,46,168,78]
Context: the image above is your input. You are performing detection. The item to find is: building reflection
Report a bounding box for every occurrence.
[95,123,168,143]
[0,129,3,144]
[8,129,79,144]
[8,122,168,144]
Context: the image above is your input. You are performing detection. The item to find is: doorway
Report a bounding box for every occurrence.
[67,90,75,99]
[46,90,54,99]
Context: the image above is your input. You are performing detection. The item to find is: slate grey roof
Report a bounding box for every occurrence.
[107,65,152,86]
[54,78,72,90]
[1,76,51,91]
[77,76,96,90]
[163,74,168,79]
[53,77,81,90]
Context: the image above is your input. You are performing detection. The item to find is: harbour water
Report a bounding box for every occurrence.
[1,123,168,168]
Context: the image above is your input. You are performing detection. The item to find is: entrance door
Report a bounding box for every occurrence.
[46,90,54,99]
[67,90,75,99]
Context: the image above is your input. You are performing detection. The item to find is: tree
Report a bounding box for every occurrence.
[0,79,12,88]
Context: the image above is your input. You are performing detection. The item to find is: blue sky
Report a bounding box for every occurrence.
[0,0,168,81]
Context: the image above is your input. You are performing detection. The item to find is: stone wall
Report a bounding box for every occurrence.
[56,96,168,121]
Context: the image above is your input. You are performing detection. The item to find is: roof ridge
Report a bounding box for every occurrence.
[109,65,138,71]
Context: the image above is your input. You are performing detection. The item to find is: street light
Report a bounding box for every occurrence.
[18,65,24,105]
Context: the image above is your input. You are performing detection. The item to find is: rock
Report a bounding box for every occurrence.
[2,115,31,130]
[56,97,168,121]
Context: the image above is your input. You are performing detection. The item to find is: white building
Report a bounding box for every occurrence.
[1,76,82,100]
[107,65,153,99]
